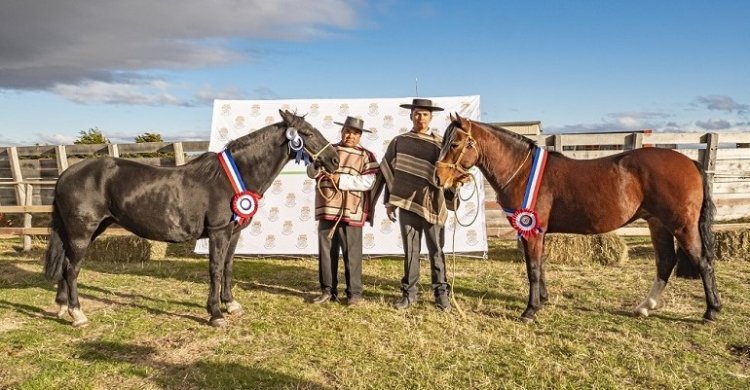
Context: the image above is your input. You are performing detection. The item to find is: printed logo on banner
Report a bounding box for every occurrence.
[299,206,312,221]
[221,104,231,116]
[466,230,479,246]
[309,103,320,116]
[461,101,471,112]
[323,115,334,128]
[464,201,477,219]
[399,127,409,134]
[264,235,276,249]
[382,140,391,154]
[446,217,457,232]
[264,115,274,125]
[282,221,294,235]
[339,104,350,116]
[380,219,393,234]
[268,207,279,222]
[234,116,245,129]
[296,234,309,249]
[368,103,379,116]
[250,104,261,116]
[399,107,409,116]
[302,179,314,193]
[383,115,394,128]
[366,128,378,141]
[281,104,291,111]
[250,221,262,236]
[271,180,283,194]
[363,233,375,249]
[218,127,229,142]
[285,193,296,208]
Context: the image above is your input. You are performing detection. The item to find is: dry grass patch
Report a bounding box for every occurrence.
[86,236,168,263]
[715,229,750,262]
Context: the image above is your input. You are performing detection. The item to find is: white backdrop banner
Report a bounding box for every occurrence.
[196,96,487,256]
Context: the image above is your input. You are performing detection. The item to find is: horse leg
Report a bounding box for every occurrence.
[539,253,549,304]
[635,219,676,317]
[674,228,721,322]
[221,231,243,315]
[520,235,545,322]
[207,229,231,327]
[55,281,69,319]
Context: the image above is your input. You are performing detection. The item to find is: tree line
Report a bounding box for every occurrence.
[75,128,164,144]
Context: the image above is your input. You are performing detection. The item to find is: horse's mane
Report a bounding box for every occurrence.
[477,121,537,150]
[185,122,284,182]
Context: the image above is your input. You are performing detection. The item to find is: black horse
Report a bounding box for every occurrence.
[44,110,339,327]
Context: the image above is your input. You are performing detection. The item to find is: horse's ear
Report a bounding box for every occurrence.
[449,113,456,123]
[279,109,293,125]
[454,112,463,125]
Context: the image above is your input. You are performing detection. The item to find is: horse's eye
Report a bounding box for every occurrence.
[450,143,459,149]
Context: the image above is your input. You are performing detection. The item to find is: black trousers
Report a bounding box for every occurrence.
[398,208,449,299]
[317,219,363,298]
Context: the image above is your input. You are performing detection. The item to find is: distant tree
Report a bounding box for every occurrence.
[74,128,110,144]
[134,132,164,143]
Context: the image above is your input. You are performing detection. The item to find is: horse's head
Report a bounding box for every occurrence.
[436,113,478,189]
[279,109,339,173]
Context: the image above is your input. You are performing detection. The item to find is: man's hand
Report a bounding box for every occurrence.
[386,204,397,222]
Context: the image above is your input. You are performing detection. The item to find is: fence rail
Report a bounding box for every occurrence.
[2,134,749,249]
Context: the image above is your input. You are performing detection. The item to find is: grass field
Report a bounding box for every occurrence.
[0,237,748,389]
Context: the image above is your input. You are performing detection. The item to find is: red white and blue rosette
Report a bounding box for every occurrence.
[232,190,260,220]
[510,208,542,239]
[503,147,549,239]
[218,149,262,225]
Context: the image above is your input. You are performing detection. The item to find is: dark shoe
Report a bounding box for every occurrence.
[311,292,333,304]
[436,294,451,312]
[393,295,415,310]
[347,295,363,306]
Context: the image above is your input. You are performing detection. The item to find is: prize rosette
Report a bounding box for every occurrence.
[232,191,261,223]
[510,208,542,238]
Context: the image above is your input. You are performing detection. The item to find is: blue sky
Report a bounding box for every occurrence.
[1,0,748,146]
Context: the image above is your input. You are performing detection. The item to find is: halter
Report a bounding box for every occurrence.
[436,121,476,175]
[286,126,334,166]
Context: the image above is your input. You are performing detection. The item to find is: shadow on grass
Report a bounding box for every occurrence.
[75,340,329,389]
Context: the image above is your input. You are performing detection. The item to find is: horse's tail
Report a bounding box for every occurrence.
[675,161,716,279]
[44,201,69,281]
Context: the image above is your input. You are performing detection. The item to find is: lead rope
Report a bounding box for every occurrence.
[447,172,481,319]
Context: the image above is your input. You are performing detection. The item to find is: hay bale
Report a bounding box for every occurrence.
[544,233,628,265]
[715,229,750,262]
[85,236,167,262]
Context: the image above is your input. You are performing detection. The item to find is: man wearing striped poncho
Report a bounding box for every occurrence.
[371,98,458,312]
[307,116,379,306]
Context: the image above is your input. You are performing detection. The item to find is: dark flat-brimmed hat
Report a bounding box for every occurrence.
[399,98,444,112]
[334,116,372,133]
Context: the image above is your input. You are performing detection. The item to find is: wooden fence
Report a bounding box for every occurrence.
[1,132,749,248]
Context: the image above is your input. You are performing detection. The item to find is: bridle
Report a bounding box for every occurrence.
[305,142,334,162]
[436,121,477,175]
[286,124,334,167]
[437,119,532,190]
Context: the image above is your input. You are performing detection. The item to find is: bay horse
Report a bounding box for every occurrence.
[435,114,720,323]
[44,110,339,327]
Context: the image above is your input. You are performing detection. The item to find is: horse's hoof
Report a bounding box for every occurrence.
[520,315,535,324]
[57,305,69,319]
[634,306,649,318]
[69,308,89,327]
[703,310,718,324]
[209,317,227,327]
[226,301,244,315]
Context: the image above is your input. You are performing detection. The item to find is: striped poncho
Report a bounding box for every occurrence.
[373,130,457,226]
[313,144,379,227]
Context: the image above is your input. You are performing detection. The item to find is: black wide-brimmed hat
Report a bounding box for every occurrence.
[334,116,372,133]
[399,98,444,112]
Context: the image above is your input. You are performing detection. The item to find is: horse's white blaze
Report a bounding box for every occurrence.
[226,301,243,314]
[635,277,666,317]
[57,305,69,319]
[69,308,89,327]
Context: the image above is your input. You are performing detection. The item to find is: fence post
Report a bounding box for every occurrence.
[7,147,26,207]
[22,184,33,251]
[173,142,185,166]
[56,145,69,174]
[107,144,120,158]
[700,132,719,194]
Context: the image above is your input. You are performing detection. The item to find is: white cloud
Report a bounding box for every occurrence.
[693,95,749,114]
